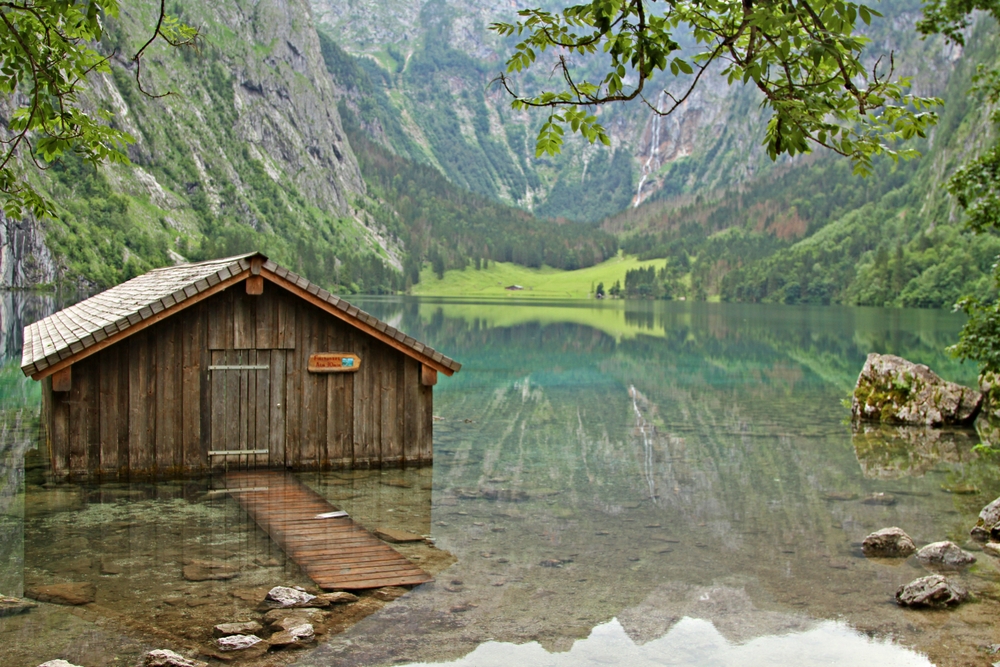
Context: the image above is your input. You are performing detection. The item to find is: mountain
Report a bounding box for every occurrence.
[0,0,618,292]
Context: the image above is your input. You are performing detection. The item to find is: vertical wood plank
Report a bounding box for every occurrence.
[198,320,212,469]
[269,350,286,467]
[99,347,119,475]
[381,346,400,466]
[52,389,70,476]
[353,333,377,466]
[181,308,204,472]
[246,350,257,453]
[155,319,180,474]
[116,344,129,476]
[418,382,434,463]
[227,350,241,452]
[207,289,233,350]
[403,358,419,464]
[284,309,302,467]
[69,362,90,476]
[256,287,278,349]
[256,353,270,457]
[84,358,101,477]
[210,350,226,456]
[234,293,255,349]
[299,310,319,468]
[129,334,154,475]
[277,291,297,349]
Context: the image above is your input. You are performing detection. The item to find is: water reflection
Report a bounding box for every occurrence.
[400,617,931,667]
[2,296,998,667]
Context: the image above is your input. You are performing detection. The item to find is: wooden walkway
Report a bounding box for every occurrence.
[224,471,432,590]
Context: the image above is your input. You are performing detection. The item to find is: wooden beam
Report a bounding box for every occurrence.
[51,366,71,392]
[264,272,455,376]
[421,365,437,387]
[246,276,264,295]
[31,269,252,381]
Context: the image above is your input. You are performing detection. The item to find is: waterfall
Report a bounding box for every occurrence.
[634,91,667,208]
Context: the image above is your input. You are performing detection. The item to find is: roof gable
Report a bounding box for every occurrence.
[21,253,461,379]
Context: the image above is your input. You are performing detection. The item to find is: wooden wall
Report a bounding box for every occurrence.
[43,282,434,478]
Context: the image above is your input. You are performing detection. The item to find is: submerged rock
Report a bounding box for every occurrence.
[971,496,1000,541]
[143,649,209,667]
[263,586,327,609]
[182,560,239,582]
[213,621,263,638]
[26,582,96,606]
[373,586,408,601]
[861,527,917,558]
[0,595,37,616]
[862,492,897,506]
[916,541,977,567]
[316,591,358,604]
[895,574,968,607]
[852,354,981,426]
[373,528,425,543]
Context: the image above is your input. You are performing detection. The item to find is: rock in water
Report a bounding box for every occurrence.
[0,595,37,616]
[852,354,981,425]
[269,623,315,648]
[143,649,209,667]
[26,583,96,605]
[263,586,328,609]
[916,541,977,567]
[895,575,967,607]
[983,543,1000,558]
[861,527,917,558]
[316,591,358,604]
[38,661,83,667]
[971,496,1000,540]
[213,621,263,638]
[214,635,264,652]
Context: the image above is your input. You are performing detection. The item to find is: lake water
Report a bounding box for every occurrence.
[3,296,1000,667]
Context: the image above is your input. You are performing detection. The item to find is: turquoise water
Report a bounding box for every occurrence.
[3,297,1000,667]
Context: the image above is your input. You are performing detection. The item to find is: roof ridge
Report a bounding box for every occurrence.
[21,253,460,378]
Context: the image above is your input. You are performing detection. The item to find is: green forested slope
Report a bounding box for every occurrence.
[604,18,1000,308]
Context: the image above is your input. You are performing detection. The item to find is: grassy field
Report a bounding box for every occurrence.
[411,253,667,299]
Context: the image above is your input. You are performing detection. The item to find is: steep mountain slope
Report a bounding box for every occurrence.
[310,0,959,222]
[1,0,622,292]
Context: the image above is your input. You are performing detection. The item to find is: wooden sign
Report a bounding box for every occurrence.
[308,353,361,373]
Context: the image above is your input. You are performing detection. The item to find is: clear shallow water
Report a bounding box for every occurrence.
[3,296,1000,667]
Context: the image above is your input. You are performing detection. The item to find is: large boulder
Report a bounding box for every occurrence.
[895,574,967,607]
[915,541,977,567]
[861,527,917,558]
[852,354,981,426]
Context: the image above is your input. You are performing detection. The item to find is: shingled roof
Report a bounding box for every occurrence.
[21,252,461,379]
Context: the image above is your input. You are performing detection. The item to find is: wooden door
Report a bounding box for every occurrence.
[208,350,271,468]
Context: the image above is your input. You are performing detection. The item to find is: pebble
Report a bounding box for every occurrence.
[215,634,264,652]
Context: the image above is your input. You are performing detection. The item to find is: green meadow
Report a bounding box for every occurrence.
[411,253,669,299]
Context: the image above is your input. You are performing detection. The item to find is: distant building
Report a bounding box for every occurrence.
[504,285,524,291]
[21,253,461,479]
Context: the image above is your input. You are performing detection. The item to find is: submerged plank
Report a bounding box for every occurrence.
[225,470,431,590]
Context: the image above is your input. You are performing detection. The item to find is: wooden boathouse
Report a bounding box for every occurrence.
[20,252,461,479]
